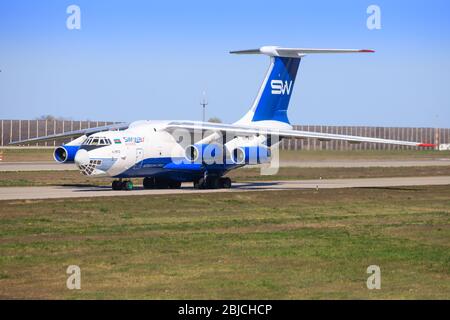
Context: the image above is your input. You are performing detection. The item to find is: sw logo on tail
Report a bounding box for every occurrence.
[271,80,293,95]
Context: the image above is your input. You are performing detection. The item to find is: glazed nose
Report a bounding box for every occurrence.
[74,149,90,167]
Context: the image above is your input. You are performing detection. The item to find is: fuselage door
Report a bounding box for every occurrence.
[134,148,144,169]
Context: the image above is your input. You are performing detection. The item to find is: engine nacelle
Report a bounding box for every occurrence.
[185,144,223,164]
[185,143,271,165]
[53,145,80,163]
[228,146,271,164]
[229,147,245,164]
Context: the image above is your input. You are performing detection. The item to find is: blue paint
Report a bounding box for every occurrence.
[113,156,241,179]
[242,146,270,164]
[54,145,80,163]
[163,162,204,171]
[252,57,301,124]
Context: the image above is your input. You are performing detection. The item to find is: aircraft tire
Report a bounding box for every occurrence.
[208,176,221,189]
[143,177,155,189]
[194,178,205,189]
[123,180,133,191]
[168,180,182,189]
[112,180,122,190]
[154,178,170,189]
[221,177,232,189]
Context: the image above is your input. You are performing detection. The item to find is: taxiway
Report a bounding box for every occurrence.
[0,176,449,201]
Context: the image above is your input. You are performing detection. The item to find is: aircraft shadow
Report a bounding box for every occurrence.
[233,181,281,188]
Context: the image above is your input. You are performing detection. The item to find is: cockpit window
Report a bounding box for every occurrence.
[82,137,112,146]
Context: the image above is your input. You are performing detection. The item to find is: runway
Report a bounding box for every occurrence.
[1,176,449,201]
[1,158,450,171]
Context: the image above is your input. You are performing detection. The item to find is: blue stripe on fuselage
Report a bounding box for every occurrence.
[113,157,242,180]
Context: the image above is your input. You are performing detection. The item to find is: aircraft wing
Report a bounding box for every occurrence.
[163,121,436,148]
[8,122,129,146]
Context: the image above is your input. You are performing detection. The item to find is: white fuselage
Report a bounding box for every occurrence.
[72,120,271,181]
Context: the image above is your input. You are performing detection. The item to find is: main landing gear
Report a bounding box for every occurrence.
[193,176,232,189]
[112,178,182,190]
[111,176,231,191]
[112,180,134,191]
[143,177,182,189]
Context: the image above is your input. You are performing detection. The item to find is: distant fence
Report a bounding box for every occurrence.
[282,125,449,151]
[0,119,116,147]
[0,119,448,150]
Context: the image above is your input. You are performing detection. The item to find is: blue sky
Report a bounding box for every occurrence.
[0,0,449,127]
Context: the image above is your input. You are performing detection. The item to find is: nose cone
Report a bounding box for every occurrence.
[74,149,90,167]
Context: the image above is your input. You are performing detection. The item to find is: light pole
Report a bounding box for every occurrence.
[200,91,208,122]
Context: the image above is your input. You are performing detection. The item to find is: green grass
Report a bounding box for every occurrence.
[0,148,53,162]
[0,186,449,299]
[0,179,33,187]
[0,171,114,187]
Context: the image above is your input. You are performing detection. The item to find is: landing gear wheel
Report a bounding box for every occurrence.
[168,180,182,189]
[207,176,221,189]
[194,178,205,189]
[193,176,229,189]
[112,180,122,190]
[154,178,169,189]
[123,180,133,191]
[143,177,155,189]
[220,177,232,189]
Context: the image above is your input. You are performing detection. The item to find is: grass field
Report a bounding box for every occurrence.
[1,166,450,187]
[0,148,54,162]
[0,185,449,299]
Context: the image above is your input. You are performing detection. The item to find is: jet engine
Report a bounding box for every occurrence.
[184,144,224,164]
[227,146,270,165]
[53,145,81,163]
[184,143,271,165]
[53,135,87,163]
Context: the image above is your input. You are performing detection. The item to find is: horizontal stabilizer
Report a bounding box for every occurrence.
[230,46,374,58]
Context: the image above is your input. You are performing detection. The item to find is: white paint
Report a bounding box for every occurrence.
[366,265,381,289]
[367,5,382,30]
[66,265,81,290]
[66,5,81,30]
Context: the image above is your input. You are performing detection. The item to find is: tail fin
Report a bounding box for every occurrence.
[232,46,374,128]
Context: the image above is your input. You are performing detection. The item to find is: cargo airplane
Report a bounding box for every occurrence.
[10,46,435,190]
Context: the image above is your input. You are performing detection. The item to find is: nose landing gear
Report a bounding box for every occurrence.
[112,180,134,191]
